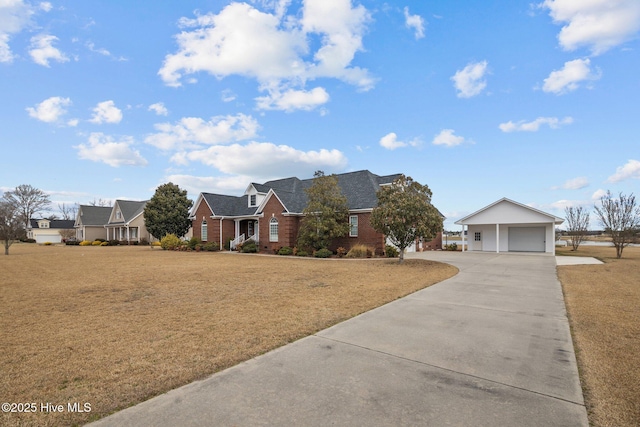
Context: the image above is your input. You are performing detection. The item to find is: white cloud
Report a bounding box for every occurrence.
[607,159,640,183]
[89,100,123,124]
[255,87,329,111]
[29,34,68,67]
[75,133,147,167]
[165,174,251,195]
[540,0,640,55]
[0,0,35,63]
[148,102,168,116]
[26,96,71,123]
[591,189,608,200]
[39,2,52,12]
[542,58,600,94]
[432,129,466,147]
[404,7,425,39]
[175,141,348,178]
[451,61,488,98]
[159,0,374,110]
[221,89,236,102]
[499,116,573,132]
[379,132,421,150]
[145,114,260,151]
[553,176,589,190]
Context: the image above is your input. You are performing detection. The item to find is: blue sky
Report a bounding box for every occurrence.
[1,0,639,230]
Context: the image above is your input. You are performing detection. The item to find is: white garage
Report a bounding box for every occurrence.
[455,198,564,254]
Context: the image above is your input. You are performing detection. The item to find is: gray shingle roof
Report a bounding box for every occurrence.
[201,170,407,216]
[29,219,75,229]
[202,193,257,217]
[111,200,147,224]
[76,205,112,226]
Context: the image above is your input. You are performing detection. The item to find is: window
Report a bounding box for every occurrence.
[130,227,138,239]
[250,194,257,207]
[201,220,208,241]
[474,232,481,241]
[269,217,279,242]
[115,210,122,220]
[349,215,358,237]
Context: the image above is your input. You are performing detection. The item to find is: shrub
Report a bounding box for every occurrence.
[43,242,53,246]
[24,238,36,243]
[160,234,182,250]
[336,247,348,258]
[79,240,92,246]
[91,240,102,246]
[100,241,109,246]
[151,241,161,247]
[95,238,106,242]
[139,237,149,246]
[188,236,202,250]
[202,241,219,252]
[106,239,119,246]
[65,240,80,246]
[296,250,308,257]
[314,248,332,258]
[241,239,258,253]
[385,244,399,258]
[444,243,458,251]
[346,244,373,258]
[278,246,293,255]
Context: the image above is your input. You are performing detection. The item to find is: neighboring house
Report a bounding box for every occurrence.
[455,197,564,254]
[191,170,443,254]
[74,205,112,241]
[27,218,75,243]
[105,200,156,243]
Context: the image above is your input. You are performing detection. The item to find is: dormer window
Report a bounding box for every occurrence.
[39,221,49,228]
[115,210,122,220]
[250,195,257,207]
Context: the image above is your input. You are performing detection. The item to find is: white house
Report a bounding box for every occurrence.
[455,198,564,254]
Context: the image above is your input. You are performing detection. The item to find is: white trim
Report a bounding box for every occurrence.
[455,197,564,225]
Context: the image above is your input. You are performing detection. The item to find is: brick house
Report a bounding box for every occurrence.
[191,170,443,254]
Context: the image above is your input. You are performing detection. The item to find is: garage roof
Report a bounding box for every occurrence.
[455,197,564,225]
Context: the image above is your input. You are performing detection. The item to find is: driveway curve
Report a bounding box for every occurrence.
[90,252,588,427]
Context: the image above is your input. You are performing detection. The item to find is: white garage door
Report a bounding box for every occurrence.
[35,234,62,244]
[508,227,545,252]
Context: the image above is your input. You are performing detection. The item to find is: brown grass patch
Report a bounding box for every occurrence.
[0,244,457,426]
[557,245,640,426]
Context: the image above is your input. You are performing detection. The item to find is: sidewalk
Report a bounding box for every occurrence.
[90,251,587,426]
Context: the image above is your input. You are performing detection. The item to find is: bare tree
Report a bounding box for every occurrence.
[4,184,51,229]
[89,198,112,207]
[594,191,640,259]
[564,206,590,251]
[58,202,78,220]
[0,196,23,255]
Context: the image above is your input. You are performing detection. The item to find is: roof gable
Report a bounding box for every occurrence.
[75,205,112,227]
[455,198,564,225]
[201,193,257,217]
[108,200,147,224]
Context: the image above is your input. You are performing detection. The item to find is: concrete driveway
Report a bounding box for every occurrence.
[90,252,587,426]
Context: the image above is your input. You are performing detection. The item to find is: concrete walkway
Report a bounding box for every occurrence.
[90,252,588,427]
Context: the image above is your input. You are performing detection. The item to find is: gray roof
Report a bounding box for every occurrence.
[29,219,75,229]
[202,193,257,217]
[201,170,407,217]
[110,200,147,224]
[76,205,112,226]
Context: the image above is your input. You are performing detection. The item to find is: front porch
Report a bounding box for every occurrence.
[230,218,259,250]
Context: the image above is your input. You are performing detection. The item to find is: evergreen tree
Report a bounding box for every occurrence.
[297,171,350,251]
[144,183,193,239]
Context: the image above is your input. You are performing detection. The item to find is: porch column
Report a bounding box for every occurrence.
[461,224,465,252]
[234,219,240,238]
[496,223,500,253]
[552,221,555,255]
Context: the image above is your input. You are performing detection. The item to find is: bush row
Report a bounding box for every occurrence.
[160,235,219,252]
